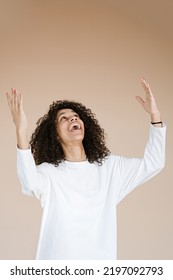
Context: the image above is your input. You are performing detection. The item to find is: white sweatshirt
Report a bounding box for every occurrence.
[17,124,166,260]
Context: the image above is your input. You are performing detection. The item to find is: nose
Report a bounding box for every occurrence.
[69,115,77,122]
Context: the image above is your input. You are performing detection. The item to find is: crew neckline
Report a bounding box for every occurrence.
[62,159,90,169]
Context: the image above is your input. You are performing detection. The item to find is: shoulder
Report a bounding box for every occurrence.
[100,154,121,168]
[36,162,55,173]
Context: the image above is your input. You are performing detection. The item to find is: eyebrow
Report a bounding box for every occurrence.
[57,110,76,119]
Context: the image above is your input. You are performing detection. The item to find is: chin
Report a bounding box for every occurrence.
[71,135,84,142]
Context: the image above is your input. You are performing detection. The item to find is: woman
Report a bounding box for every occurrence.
[6,78,166,259]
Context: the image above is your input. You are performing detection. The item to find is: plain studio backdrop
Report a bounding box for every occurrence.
[0,0,172,259]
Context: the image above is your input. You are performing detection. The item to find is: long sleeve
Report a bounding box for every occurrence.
[16,148,51,207]
[115,124,167,204]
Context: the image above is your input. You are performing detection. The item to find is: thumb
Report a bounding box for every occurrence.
[136,96,144,105]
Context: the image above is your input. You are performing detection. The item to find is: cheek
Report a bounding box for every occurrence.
[80,119,84,129]
[82,124,85,134]
[56,124,62,138]
[56,124,67,140]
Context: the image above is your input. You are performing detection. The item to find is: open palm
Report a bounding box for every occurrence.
[136,78,160,115]
[6,88,28,131]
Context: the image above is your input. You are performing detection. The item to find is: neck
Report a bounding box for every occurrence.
[62,143,86,162]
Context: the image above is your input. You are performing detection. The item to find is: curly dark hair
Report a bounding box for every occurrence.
[30,100,110,166]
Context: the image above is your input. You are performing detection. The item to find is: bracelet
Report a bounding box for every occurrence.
[151,121,163,126]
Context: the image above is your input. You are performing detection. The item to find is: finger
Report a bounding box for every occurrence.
[14,89,19,111]
[19,93,23,109]
[136,96,145,105]
[6,91,13,110]
[6,92,11,108]
[146,83,154,97]
[141,78,153,97]
[11,88,16,109]
[14,88,22,110]
[141,78,149,91]
[8,88,18,111]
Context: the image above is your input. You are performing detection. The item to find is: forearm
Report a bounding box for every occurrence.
[16,129,30,149]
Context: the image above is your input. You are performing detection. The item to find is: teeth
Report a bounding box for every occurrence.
[69,123,80,131]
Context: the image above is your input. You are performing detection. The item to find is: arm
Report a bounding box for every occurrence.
[114,79,166,204]
[16,147,50,207]
[116,124,166,204]
[6,88,30,149]
[6,88,50,206]
[136,78,163,127]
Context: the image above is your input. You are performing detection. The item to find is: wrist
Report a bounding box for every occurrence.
[16,129,30,149]
[150,112,161,122]
[151,121,163,128]
[150,112,163,127]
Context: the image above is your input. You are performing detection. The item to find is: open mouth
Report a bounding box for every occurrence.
[69,122,81,131]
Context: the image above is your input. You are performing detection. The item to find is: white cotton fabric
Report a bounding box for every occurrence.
[17,124,166,260]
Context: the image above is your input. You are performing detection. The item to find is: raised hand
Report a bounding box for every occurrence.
[6,88,27,130]
[136,78,161,124]
[6,88,29,149]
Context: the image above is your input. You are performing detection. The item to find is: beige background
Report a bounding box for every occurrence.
[0,0,173,259]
